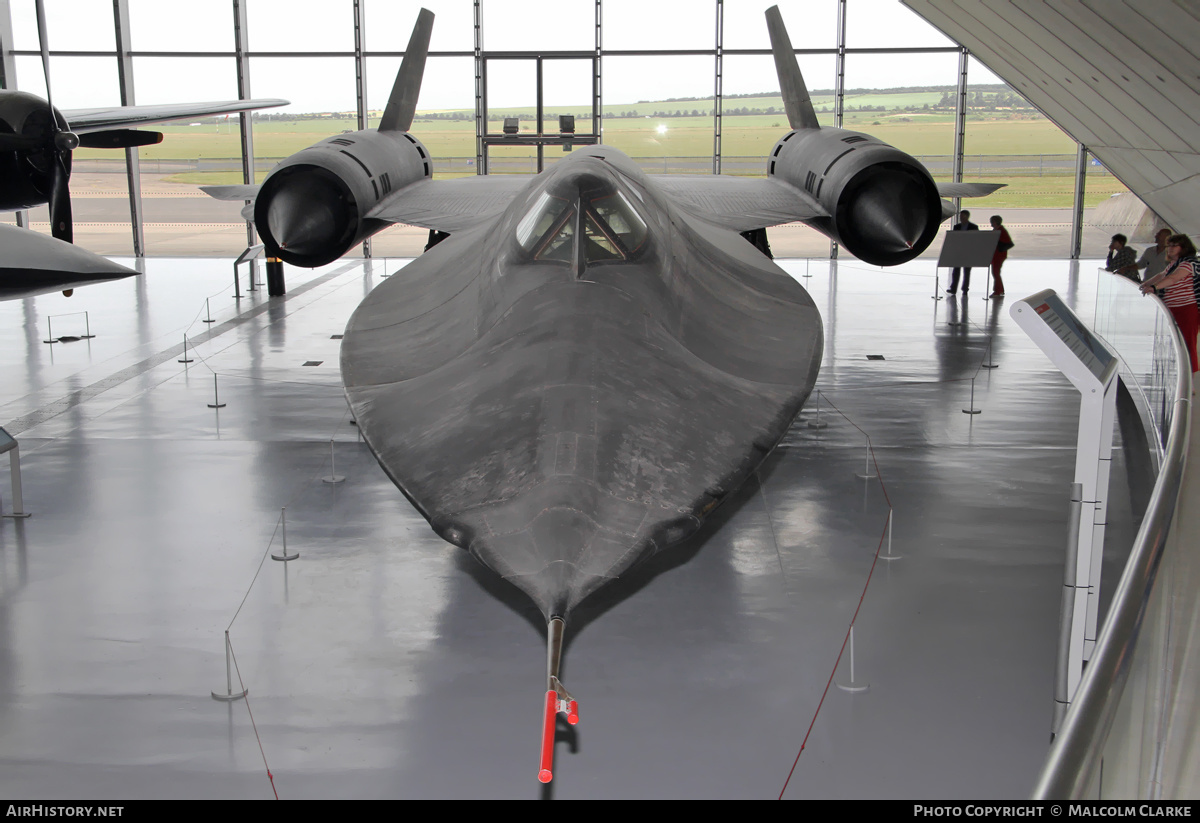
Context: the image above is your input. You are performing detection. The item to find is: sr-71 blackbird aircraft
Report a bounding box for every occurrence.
[204,6,999,782]
[0,0,286,300]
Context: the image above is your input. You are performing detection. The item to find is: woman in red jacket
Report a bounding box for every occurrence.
[989,214,1012,297]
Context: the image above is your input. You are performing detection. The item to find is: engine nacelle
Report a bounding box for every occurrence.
[0,91,72,211]
[768,127,941,266]
[254,129,432,268]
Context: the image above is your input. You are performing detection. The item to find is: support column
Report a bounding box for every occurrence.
[233,0,257,247]
[0,1,26,230]
[353,0,371,257]
[1071,143,1087,260]
[712,0,723,175]
[594,0,602,145]
[474,0,485,174]
[113,0,144,257]
[952,47,968,217]
[831,0,847,260]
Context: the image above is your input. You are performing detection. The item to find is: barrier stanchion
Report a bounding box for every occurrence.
[854,436,877,479]
[806,389,828,430]
[836,626,870,693]
[271,507,298,562]
[42,317,55,344]
[880,508,900,561]
[963,376,982,415]
[203,298,216,324]
[932,269,944,301]
[207,374,226,409]
[178,334,194,364]
[982,337,999,369]
[322,439,345,484]
[211,630,248,702]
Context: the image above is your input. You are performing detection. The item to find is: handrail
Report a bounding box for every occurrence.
[1032,274,1193,798]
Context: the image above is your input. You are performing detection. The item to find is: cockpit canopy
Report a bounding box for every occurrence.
[514,168,649,271]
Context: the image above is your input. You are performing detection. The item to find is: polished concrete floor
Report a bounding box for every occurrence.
[0,255,1146,799]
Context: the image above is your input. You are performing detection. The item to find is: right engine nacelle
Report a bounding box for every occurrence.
[768,127,942,266]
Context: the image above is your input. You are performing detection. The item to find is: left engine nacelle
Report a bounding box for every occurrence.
[255,129,431,268]
[768,127,942,266]
[0,91,72,211]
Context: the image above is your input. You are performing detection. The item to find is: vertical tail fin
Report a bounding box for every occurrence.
[765,6,820,131]
[377,8,434,133]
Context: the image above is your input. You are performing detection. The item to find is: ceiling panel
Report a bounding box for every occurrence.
[904,0,1200,235]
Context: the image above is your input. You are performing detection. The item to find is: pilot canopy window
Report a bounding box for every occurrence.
[515,185,648,265]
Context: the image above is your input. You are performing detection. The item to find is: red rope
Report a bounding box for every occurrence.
[227,637,281,799]
[778,393,892,799]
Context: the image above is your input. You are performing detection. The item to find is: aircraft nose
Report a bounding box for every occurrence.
[260,168,353,259]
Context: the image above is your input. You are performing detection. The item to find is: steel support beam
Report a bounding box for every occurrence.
[594,0,602,145]
[113,0,144,256]
[712,0,723,175]
[474,0,485,174]
[0,0,27,229]
[951,47,968,217]
[233,0,256,247]
[1071,144,1087,260]
[354,0,370,257]
[831,0,847,259]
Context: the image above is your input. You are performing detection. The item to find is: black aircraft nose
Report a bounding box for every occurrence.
[256,166,356,266]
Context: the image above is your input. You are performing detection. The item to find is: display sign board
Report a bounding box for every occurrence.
[1011,289,1118,392]
[936,230,1001,268]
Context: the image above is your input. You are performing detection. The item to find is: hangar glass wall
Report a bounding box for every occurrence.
[0,0,1103,260]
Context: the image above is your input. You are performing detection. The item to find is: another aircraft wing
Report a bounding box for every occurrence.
[0,224,137,300]
[199,184,262,201]
[647,174,826,231]
[366,174,534,232]
[936,182,1006,198]
[63,99,289,133]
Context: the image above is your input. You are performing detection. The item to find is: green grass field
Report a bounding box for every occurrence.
[100,91,1109,207]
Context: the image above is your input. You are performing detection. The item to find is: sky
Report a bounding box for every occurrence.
[4,0,1005,113]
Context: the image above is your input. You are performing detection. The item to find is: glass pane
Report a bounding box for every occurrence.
[487,143,538,174]
[602,56,714,173]
[721,54,837,173]
[396,56,475,173]
[963,56,1078,258]
[484,0,594,52]
[365,0,475,54]
[840,51,958,160]
[247,0,354,52]
[536,210,576,262]
[723,0,838,51]
[9,0,116,52]
[590,190,647,255]
[15,54,120,108]
[604,0,715,51]
[542,60,592,136]
[486,59,535,133]
[845,0,954,49]
[129,0,233,52]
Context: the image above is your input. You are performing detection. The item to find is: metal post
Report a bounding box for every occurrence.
[233,0,257,248]
[271,506,299,562]
[473,0,485,174]
[322,439,346,484]
[982,337,999,369]
[951,47,968,217]
[855,437,876,479]
[712,0,723,175]
[203,298,215,324]
[113,0,144,257]
[807,388,828,429]
[881,508,900,561]
[207,374,226,408]
[837,625,869,693]
[594,0,602,144]
[1052,483,1085,736]
[178,334,193,364]
[354,0,371,258]
[211,630,248,701]
[1070,144,1087,260]
[43,317,54,344]
[932,269,943,300]
[830,0,847,261]
[963,376,982,414]
[83,311,93,338]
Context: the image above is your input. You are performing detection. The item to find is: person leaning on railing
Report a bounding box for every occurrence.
[1140,233,1200,373]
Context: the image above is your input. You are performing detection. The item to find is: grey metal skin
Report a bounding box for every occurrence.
[251,128,432,268]
[0,223,136,300]
[341,144,823,620]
